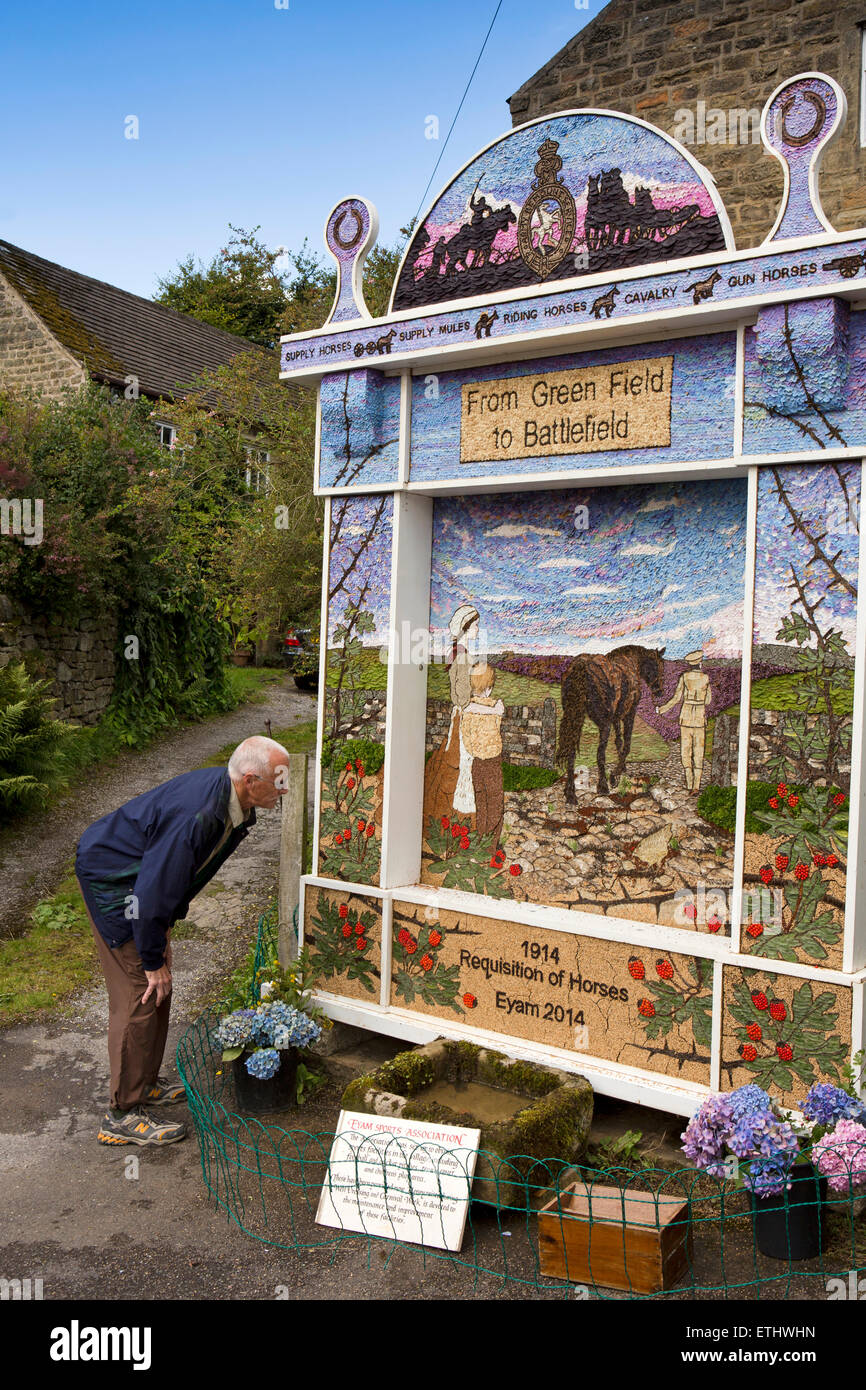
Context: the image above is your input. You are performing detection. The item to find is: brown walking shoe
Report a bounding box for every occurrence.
[143,1075,187,1106]
[97,1108,187,1146]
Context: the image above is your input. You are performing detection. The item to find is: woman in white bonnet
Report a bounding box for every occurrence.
[423,604,480,830]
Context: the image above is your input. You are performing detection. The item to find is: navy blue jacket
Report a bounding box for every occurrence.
[75,766,256,970]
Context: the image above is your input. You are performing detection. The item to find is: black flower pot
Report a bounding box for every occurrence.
[232,1049,298,1116]
[750,1164,826,1260]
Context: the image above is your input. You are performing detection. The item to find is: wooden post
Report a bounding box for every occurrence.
[279,752,308,965]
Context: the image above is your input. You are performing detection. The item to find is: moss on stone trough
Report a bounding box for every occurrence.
[341,1039,593,1208]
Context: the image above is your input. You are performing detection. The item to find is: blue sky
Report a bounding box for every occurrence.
[0,0,602,299]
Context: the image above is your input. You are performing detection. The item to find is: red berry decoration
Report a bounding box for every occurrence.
[707,915,722,934]
[769,1000,786,1021]
[740,1044,758,1062]
[345,777,355,790]
[451,826,461,839]
[365,824,375,838]
[777,783,788,798]
[463,993,477,1008]
[638,999,655,1018]
[827,853,839,867]
[746,1023,762,1042]
[342,924,352,939]
[441,816,450,829]
[429,930,442,947]
[775,854,789,871]
[355,759,364,773]
[355,921,364,935]
[398,929,409,946]
[345,761,353,773]
[759,866,773,884]
[655,958,674,979]
[813,853,825,866]
[833,793,845,807]
[338,904,349,919]
[787,794,799,808]
[768,797,779,809]
[489,856,499,868]
[405,937,417,954]
[628,958,645,980]
[746,922,763,938]
[355,937,367,951]
[335,832,343,845]
[751,991,768,1010]
[420,954,433,972]
[776,1042,793,1061]
[794,862,809,881]
[509,863,522,876]
[460,836,471,850]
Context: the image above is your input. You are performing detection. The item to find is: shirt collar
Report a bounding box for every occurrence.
[228,781,248,828]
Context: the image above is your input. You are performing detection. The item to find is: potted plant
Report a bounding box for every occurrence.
[215,999,322,1115]
[681,1082,866,1260]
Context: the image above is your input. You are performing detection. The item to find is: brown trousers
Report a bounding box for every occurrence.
[82,894,171,1111]
[472,756,504,850]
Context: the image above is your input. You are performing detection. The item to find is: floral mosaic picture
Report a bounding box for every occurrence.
[318,493,393,887]
[391,902,713,1084]
[420,479,747,933]
[303,886,382,1003]
[721,964,852,1109]
[739,463,859,969]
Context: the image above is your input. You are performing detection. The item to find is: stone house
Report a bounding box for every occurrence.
[0,240,263,721]
[508,0,866,247]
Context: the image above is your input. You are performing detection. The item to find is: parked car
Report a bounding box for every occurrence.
[280,626,319,691]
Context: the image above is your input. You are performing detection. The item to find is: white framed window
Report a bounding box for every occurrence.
[244,444,271,493]
[154,420,176,449]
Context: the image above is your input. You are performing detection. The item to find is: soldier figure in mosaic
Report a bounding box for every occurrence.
[656,649,712,794]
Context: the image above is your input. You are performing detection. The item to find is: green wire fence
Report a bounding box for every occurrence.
[176,912,866,1300]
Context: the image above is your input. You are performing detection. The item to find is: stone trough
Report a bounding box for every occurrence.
[341,1039,593,1208]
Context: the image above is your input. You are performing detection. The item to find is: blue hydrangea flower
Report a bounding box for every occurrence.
[802,1083,866,1128]
[245,1048,281,1080]
[215,1009,256,1050]
[728,1084,774,1122]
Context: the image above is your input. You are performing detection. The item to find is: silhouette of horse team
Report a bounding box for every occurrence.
[557,645,666,799]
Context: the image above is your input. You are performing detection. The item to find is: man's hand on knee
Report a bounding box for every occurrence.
[142,965,172,1006]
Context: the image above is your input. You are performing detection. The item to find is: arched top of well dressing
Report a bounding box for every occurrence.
[389,108,736,313]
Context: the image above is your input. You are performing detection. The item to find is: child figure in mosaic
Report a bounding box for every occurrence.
[656,649,712,793]
[423,604,480,828]
[461,664,505,849]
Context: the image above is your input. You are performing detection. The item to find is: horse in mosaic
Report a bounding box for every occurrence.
[558,645,666,799]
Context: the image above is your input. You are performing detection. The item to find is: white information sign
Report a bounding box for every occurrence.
[315,1110,481,1252]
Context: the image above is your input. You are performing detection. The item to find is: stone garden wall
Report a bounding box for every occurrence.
[425,696,558,768]
[0,594,117,724]
[327,687,387,743]
[710,707,853,787]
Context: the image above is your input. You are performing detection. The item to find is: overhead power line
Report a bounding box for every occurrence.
[410,0,504,232]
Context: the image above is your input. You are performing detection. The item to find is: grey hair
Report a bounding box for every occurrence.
[228,736,289,780]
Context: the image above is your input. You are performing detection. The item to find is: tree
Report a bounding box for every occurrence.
[155,225,290,347]
[156,223,408,348]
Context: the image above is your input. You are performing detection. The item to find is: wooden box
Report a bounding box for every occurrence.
[537,1182,692,1294]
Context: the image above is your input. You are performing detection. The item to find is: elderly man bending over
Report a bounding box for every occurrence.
[75,736,289,1146]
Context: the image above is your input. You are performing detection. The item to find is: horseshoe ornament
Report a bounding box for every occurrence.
[779,90,827,148]
[323,197,379,324]
[761,73,845,242]
[332,208,363,252]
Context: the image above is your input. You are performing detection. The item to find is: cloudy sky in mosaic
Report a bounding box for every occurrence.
[429,480,748,658]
